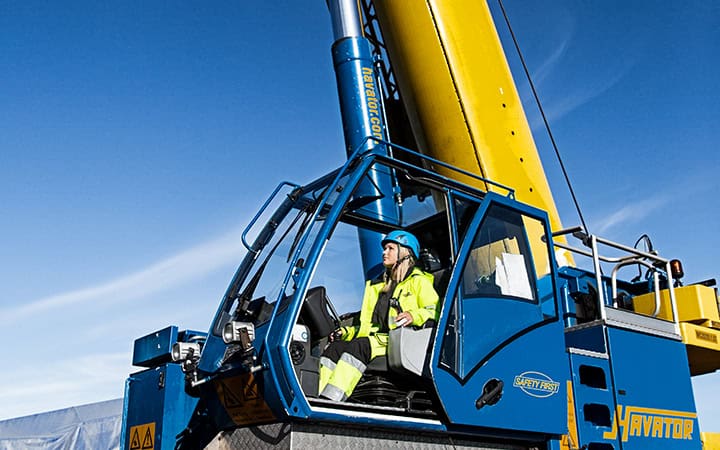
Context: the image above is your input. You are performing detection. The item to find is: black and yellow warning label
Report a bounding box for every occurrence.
[128,422,155,450]
[214,373,276,426]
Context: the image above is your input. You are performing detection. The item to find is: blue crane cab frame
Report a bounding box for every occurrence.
[191,140,568,440]
[123,140,702,450]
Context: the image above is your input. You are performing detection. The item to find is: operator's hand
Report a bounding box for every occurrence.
[394,312,413,327]
[329,328,344,342]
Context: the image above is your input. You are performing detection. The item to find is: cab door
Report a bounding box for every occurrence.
[432,193,567,435]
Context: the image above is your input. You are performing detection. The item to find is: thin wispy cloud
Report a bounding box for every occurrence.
[0,228,247,324]
[532,32,572,88]
[591,169,713,236]
[594,194,669,235]
[537,68,630,128]
[522,18,633,128]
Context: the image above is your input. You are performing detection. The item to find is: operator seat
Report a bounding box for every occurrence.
[419,248,450,297]
[360,248,445,376]
[384,248,446,376]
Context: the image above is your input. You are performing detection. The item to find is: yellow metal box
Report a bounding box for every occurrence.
[633,284,719,323]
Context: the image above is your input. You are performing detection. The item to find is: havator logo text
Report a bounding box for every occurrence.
[512,371,560,398]
[603,405,696,442]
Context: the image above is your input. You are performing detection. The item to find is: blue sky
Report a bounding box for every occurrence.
[1,0,718,434]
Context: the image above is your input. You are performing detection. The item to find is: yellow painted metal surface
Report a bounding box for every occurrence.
[373,0,570,266]
[681,322,720,349]
[373,2,561,222]
[703,432,720,450]
[560,380,579,450]
[634,284,720,323]
[681,322,720,375]
[633,285,720,375]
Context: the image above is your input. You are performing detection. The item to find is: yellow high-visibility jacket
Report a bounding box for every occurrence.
[342,267,439,342]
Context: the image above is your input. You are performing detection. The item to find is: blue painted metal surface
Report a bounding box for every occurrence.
[331,36,397,278]
[263,155,380,420]
[132,325,179,368]
[430,192,567,435]
[567,325,702,449]
[132,326,207,368]
[604,326,700,449]
[566,325,608,355]
[121,363,199,450]
[332,37,386,156]
[560,256,703,449]
[568,348,619,447]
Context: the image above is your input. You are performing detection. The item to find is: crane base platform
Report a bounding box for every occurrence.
[204,422,533,449]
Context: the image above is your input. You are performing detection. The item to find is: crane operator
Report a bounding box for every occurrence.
[318,231,440,401]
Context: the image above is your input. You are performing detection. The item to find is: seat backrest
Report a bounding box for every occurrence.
[387,327,434,377]
[419,248,442,272]
[571,284,600,323]
[419,247,450,296]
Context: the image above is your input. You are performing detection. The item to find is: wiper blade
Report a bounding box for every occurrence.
[235,207,306,314]
[286,185,331,262]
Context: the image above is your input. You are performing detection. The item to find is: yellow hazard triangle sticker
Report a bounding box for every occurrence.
[128,422,155,450]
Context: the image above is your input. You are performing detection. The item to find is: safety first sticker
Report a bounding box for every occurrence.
[128,422,155,450]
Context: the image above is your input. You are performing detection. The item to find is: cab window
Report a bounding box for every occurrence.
[461,204,538,302]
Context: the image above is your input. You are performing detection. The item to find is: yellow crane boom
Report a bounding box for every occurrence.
[374,1,566,249]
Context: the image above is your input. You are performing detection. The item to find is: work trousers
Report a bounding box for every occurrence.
[319,336,385,401]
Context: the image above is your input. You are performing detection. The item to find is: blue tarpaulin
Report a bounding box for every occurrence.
[0,398,122,450]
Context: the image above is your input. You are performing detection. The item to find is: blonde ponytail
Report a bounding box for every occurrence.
[382,245,415,292]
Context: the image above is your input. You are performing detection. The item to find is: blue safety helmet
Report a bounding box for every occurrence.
[381,230,420,259]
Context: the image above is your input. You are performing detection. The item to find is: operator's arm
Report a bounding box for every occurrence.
[406,274,439,327]
[338,279,380,340]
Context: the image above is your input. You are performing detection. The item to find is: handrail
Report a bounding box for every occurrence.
[549,240,640,265]
[610,259,661,316]
[350,136,517,198]
[550,226,679,332]
[241,181,301,254]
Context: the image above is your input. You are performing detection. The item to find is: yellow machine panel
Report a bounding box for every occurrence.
[634,284,720,324]
[703,432,720,450]
[634,284,720,375]
[681,322,720,375]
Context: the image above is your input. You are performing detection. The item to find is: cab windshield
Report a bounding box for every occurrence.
[210,155,486,340]
[210,169,348,335]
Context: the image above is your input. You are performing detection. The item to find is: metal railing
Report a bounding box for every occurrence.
[550,226,680,334]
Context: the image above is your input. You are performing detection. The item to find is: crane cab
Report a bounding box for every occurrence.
[186,146,567,442]
[123,146,706,449]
